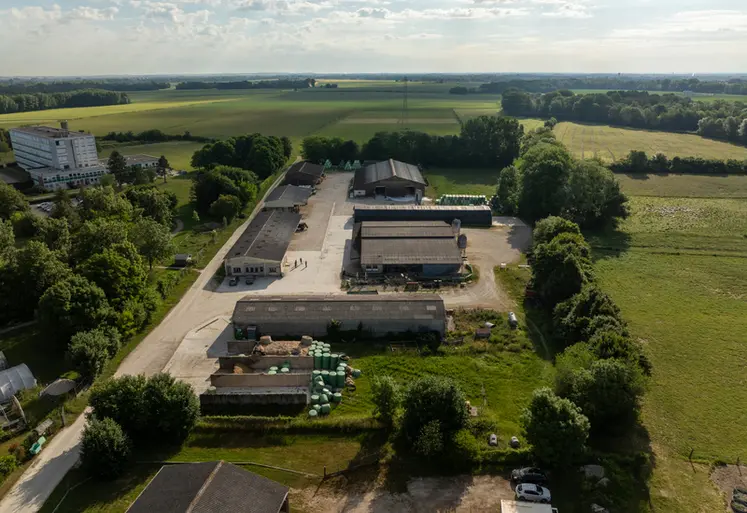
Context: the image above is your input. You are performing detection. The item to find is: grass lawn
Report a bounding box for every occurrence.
[0,326,65,384]
[423,168,498,198]
[616,173,747,198]
[98,141,204,171]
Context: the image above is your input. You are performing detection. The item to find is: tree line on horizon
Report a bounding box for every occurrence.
[0,89,129,115]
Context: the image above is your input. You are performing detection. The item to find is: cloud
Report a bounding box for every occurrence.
[610,10,747,40]
[393,7,530,20]
[233,0,333,13]
[542,3,592,18]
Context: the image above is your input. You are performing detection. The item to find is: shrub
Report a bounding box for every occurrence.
[553,285,623,348]
[521,387,590,468]
[80,418,132,480]
[402,376,469,446]
[68,327,121,378]
[413,420,444,458]
[89,375,149,442]
[0,455,17,478]
[370,376,402,426]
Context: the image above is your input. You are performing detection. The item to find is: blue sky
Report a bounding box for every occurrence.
[1,0,746,75]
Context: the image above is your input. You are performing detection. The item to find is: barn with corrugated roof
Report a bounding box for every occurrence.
[352,159,426,199]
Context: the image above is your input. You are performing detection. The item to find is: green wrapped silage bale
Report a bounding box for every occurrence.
[267,370,277,375]
[322,387,330,396]
[320,403,331,414]
[352,368,362,378]
[338,362,348,370]
[313,404,321,412]
[312,370,322,380]
[330,354,339,368]
[336,366,345,375]
[314,352,322,369]
[320,394,329,404]
[280,367,289,374]
[308,409,318,418]
[270,366,278,372]
[323,343,331,351]
[322,353,330,370]
[311,394,320,404]
[337,371,346,388]
[321,370,330,384]
[282,361,290,369]
[333,392,342,403]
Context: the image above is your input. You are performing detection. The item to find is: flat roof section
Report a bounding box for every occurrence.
[360,220,455,239]
[264,185,312,207]
[233,294,445,325]
[361,238,462,265]
[11,126,91,139]
[225,210,301,263]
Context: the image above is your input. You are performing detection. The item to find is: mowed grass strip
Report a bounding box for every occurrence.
[617,173,747,198]
[423,168,498,198]
[98,141,204,171]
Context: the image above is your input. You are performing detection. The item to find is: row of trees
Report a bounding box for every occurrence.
[107,151,170,186]
[0,80,168,94]
[301,116,524,170]
[191,166,259,221]
[176,78,317,90]
[191,133,291,180]
[0,89,130,114]
[477,77,747,95]
[610,150,747,175]
[101,129,213,144]
[501,89,747,144]
[492,128,628,227]
[0,129,10,153]
[520,218,649,466]
[0,182,176,379]
[81,373,199,479]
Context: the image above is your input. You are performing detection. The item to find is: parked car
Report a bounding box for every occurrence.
[245,276,255,285]
[515,483,551,503]
[511,467,548,485]
[229,277,239,286]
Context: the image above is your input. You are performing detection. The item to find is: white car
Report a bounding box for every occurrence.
[515,483,551,503]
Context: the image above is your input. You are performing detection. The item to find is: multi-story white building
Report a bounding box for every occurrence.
[9,122,108,191]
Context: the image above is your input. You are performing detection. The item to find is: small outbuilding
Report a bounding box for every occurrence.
[127,461,290,513]
[232,294,446,338]
[352,159,426,199]
[224,210,301,278]
[284,161,324,187]
[263,185,312,211]
[173,254,192,267]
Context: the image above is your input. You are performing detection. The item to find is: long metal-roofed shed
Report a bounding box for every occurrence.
[353,159,426,199]
[283,161,324,187]
[232,294,446,337]
[263,184,312,211]
[0,364,37,403]
[126,461,290,513]
[224,210,301,278]
[356,221,463,276]
[353,204,493,227]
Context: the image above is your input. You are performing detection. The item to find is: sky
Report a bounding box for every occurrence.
[1,0,747,76]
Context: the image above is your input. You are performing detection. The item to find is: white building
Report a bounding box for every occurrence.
[9,123,107,191]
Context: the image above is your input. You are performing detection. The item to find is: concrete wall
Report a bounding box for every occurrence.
[218,355,314,372]
[211,372,311,388]
[226,340,257,355]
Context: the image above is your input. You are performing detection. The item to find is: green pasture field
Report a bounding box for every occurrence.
[616,173,747,198]
[98,141,204,171]
[423,168,498,198]
[552,121,747,161]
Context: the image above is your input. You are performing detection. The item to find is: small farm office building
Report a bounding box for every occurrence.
[353,204,493,227]
[353,159,426,199]
[284,161,324,187]
[357,221,462,276]
[224,210,300,278]
[127,461,290,513]
[263,185,311,211]
[232,294,446,338]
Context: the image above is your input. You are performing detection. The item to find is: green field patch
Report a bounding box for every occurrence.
[423,168,497,198]
[595,251,747,460]
[317,121,461,141]
[617,173,747,198]
[98,141,204,171]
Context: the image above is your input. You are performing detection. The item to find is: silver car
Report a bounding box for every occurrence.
[515,483,551,503]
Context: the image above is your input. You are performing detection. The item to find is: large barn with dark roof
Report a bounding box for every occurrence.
[352,159,426,199]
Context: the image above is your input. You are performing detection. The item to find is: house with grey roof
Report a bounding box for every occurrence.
[127,461,289,513]
[263,184,312,211]
[352,159,426,199]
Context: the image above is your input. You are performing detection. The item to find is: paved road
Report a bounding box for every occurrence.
[0,172,288,513]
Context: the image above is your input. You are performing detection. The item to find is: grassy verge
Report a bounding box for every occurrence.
[423,167,497,199]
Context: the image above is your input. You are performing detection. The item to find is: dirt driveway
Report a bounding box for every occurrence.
[440,219,531,311]
[296,474,514,513]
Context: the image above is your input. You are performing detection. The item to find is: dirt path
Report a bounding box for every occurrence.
[171,217,184,235]
[296,474,514,513]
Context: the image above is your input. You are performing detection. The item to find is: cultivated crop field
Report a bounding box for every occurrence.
[590,175,747,511]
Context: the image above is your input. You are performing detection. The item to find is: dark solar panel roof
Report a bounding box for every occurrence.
[286,161,324,179]
[264,185,312,207]
[225,210,300,262]
[361,238,462,265]
[360,221,455,239]
[353,159,425,189]
[127,462,289,513]
[233,294,445,324]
